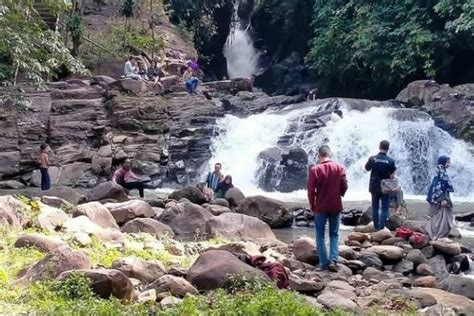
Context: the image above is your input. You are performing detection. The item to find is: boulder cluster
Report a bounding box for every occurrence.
[1,182,474,314]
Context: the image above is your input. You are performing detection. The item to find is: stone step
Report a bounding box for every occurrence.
[50,88,104,100]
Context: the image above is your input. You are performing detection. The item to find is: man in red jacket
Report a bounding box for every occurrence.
[307,145,348,271]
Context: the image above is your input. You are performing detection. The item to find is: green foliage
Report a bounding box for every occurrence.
[307,0,474,97]
[0,0,88,89]
[159,285,344,316]
[51,272,93,300]
[166,0,229,54]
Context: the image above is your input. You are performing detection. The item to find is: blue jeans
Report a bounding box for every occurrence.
[40,167,51,191]
[371,192,390,230]
[186,78,198,93]
[314,212,340,269]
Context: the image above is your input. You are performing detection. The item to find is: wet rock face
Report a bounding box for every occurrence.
[256,147,308,193]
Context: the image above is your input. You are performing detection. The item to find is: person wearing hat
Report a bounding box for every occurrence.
[425,156,455,240]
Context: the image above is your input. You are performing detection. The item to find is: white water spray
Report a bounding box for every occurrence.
[209,103,474,201]
[223,1,261,79]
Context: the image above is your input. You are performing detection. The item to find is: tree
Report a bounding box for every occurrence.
[0,0,87,90]
[66,1,85,57]
[121,0,139,32]
[307,0,474,98]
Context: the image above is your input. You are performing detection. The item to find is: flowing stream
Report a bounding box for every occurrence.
[209,100,474,201]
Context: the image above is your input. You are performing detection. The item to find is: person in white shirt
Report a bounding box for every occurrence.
[124,56,141,80]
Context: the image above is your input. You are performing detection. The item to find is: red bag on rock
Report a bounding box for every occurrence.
[409,232,429,249]
[395,227,413,239]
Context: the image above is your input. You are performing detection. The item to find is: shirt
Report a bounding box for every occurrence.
[124,61,135,76]
[365,152,397,194]
[112,168,139,184]
[307,160,348,213]
[206,172,223,191]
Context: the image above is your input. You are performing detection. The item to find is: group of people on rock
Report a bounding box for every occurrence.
[199,162,234,202]
[307,140,456,272]
[123,56,200,94]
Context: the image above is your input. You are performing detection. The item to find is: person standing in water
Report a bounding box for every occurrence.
[365,140,397,230]
[425,156,455,240]
[38,143,51,191]
[307,145,348,271]
[205,163,224,192]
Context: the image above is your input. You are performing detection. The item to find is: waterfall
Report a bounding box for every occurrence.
[209,101,474,201]
[223,0,261,79]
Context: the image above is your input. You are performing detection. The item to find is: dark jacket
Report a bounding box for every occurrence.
[307,160,348,213]
[365,152,397,194]
[215,181,233,199]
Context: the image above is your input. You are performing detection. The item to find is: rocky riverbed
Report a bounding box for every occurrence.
[1,183,474,315]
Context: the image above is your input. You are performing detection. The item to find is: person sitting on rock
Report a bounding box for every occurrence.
[182,66,199,94]
[124,56,141,80]
[112,160,145,198]
[147,60,164,89]
[214,175,234,199]
[205,162,224,192]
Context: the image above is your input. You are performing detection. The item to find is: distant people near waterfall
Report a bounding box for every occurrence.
[123,56,141,80]
[205,163,224,191]
[307,88,318,101]
[365,140,397,231]
[147,60,164,89]
[183,66,199,94]
[215,175,234,199]
[307,145,348,272]
[112,160,145,198]
[425,156,455,240]
[38,143,51,191]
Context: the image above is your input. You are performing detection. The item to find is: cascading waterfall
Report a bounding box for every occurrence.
[223,0,261,79]
[209,101,474,201]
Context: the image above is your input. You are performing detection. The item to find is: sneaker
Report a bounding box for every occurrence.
[328,262,339,272]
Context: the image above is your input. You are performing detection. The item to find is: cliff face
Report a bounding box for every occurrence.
[0,75,262,189]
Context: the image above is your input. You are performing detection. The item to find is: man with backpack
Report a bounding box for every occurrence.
[365,140,397,230]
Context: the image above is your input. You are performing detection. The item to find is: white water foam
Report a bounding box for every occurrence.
[208,105,474,202]
[223,1,261,78]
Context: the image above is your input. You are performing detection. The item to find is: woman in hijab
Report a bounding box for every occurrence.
[214,175,234,199]
[425,156,455,240]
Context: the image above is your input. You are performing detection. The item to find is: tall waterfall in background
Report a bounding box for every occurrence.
[210,101,474,201]
[223,0,261,79]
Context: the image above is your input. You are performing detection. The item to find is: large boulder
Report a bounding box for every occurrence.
[186,250,269,291]
[14,233,68,253]
[407,249,427,266]
[235,195,293,228]
[0,180,25,189]
[0,198,21,229]
[37,203,70,232]
[427,255,449,281]
[206,204,232,216]
[411,288,474,315]
[57,269,133,300]
[168,186,207,205]
[432,239,462,256]
[316,291,358,311]
[256,147,308,192]
[366,246,404,261]
[439,275,474,300]
[205,213,276,244]
[62,216,102,234]
[111,257,167,284]
[104,200,154,225]
[86,181,128,202]
[146,275,198,297]
[73,202,119,230]
[40,186,86,205]
[225,187,245,207]
[14,246,91,285]
[158,201,213,240]
[292,236,317,266]
[121,218,174,239]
